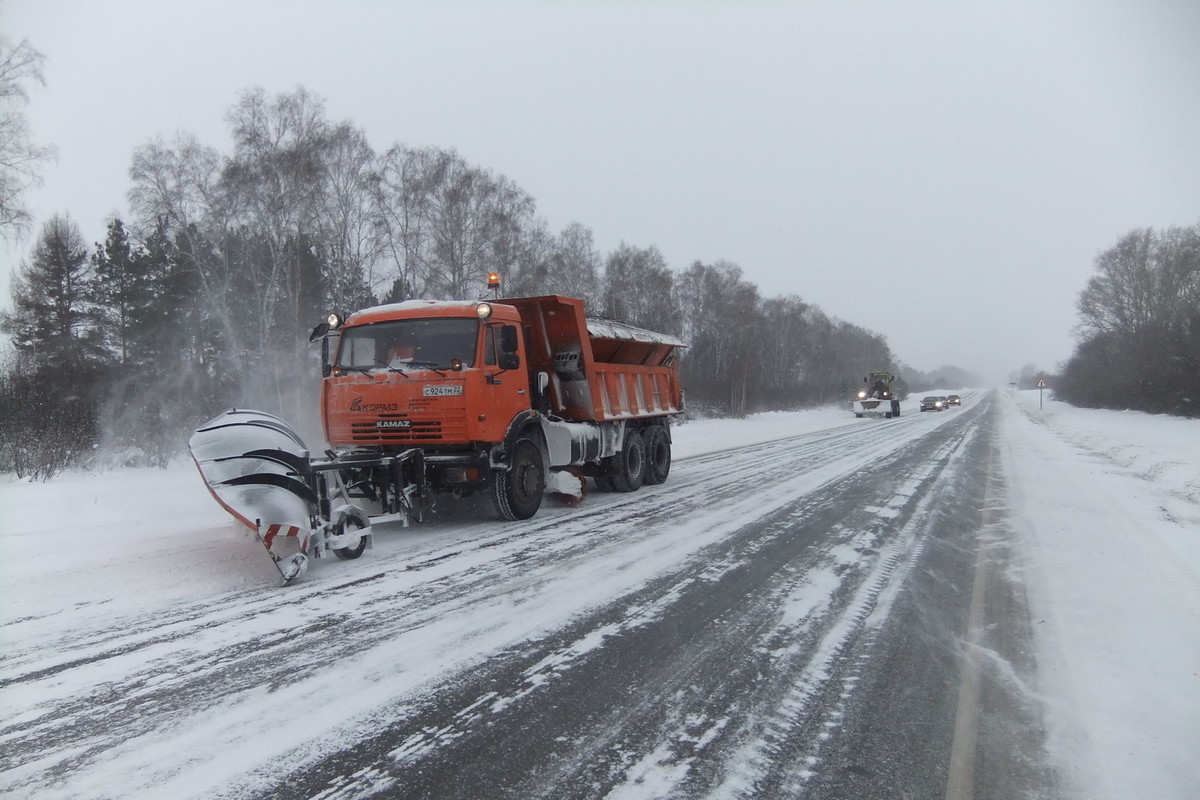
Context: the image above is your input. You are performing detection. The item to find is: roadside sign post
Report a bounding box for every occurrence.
[1037,378,1046,409]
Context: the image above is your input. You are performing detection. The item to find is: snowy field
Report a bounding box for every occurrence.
[996,390,1199,800]
[1,389,1197,799]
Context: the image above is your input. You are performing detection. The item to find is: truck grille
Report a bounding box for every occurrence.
[350,414,465,444]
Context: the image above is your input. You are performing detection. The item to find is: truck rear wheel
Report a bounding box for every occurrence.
[493,437,544,520]
[607,429,645,492]
[643,425,671,485]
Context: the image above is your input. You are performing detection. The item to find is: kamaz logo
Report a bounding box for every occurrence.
[377,419,412,429]
[350,396,399,413]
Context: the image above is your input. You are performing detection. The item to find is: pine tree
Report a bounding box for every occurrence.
[90,218,144,366]
[2,214,106,373]
[0,215,107,476]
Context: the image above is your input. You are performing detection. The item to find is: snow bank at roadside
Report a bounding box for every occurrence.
[1021,390,1200,504]
[1001,389,1200,800]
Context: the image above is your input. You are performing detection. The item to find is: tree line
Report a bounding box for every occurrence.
[1,86,903,478]
[1056,223,1200,416]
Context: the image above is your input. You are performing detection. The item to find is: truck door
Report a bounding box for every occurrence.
[477,323,531,441]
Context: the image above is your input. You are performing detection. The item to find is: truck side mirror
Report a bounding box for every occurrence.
[315,328,339,377]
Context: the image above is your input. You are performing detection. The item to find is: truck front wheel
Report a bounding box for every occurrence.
[493,437,545,520]
[607,429,646,492]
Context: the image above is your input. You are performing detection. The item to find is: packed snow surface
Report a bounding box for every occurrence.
[1,389,1197,799]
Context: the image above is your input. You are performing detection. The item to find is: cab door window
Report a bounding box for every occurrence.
[483,326,498,366]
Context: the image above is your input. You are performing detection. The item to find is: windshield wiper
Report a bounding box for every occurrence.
[374,360,408,376]
[334,363,407,376]
[404,360,446,376]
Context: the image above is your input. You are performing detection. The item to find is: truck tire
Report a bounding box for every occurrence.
[332,516,367,560]
[643,425,671,485]
[607,429,645,492]
[493,437,544,520]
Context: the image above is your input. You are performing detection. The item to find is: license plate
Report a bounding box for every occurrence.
[423,384,464,397]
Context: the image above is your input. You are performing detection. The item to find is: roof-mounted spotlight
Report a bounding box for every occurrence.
[476,302,493,320]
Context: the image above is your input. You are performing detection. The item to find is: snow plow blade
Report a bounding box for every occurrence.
[188,409,317,583]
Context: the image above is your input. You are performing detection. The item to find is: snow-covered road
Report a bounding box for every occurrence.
[1,390,1196,799]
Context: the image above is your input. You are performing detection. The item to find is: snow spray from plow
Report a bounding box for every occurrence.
[188,409,422,584]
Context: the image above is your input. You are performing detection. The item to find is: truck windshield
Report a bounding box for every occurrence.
[337,318,479,371]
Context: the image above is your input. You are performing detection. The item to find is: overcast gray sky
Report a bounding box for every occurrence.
[4,0,1198,384]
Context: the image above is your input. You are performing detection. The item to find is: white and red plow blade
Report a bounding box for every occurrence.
[188,409,316,583]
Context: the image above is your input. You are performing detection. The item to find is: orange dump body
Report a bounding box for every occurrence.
[505,295,684,423]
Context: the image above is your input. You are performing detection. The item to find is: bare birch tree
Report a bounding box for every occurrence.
[0,31,54,240]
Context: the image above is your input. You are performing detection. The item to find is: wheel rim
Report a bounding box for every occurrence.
[514,454,540,506]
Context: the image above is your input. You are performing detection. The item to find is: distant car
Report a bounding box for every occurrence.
[920,396,944,412]
[946,394,961,406]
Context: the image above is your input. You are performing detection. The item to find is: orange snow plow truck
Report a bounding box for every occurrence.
[188,293,685,582]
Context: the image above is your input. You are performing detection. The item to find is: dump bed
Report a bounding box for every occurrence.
[505,295,684,423]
